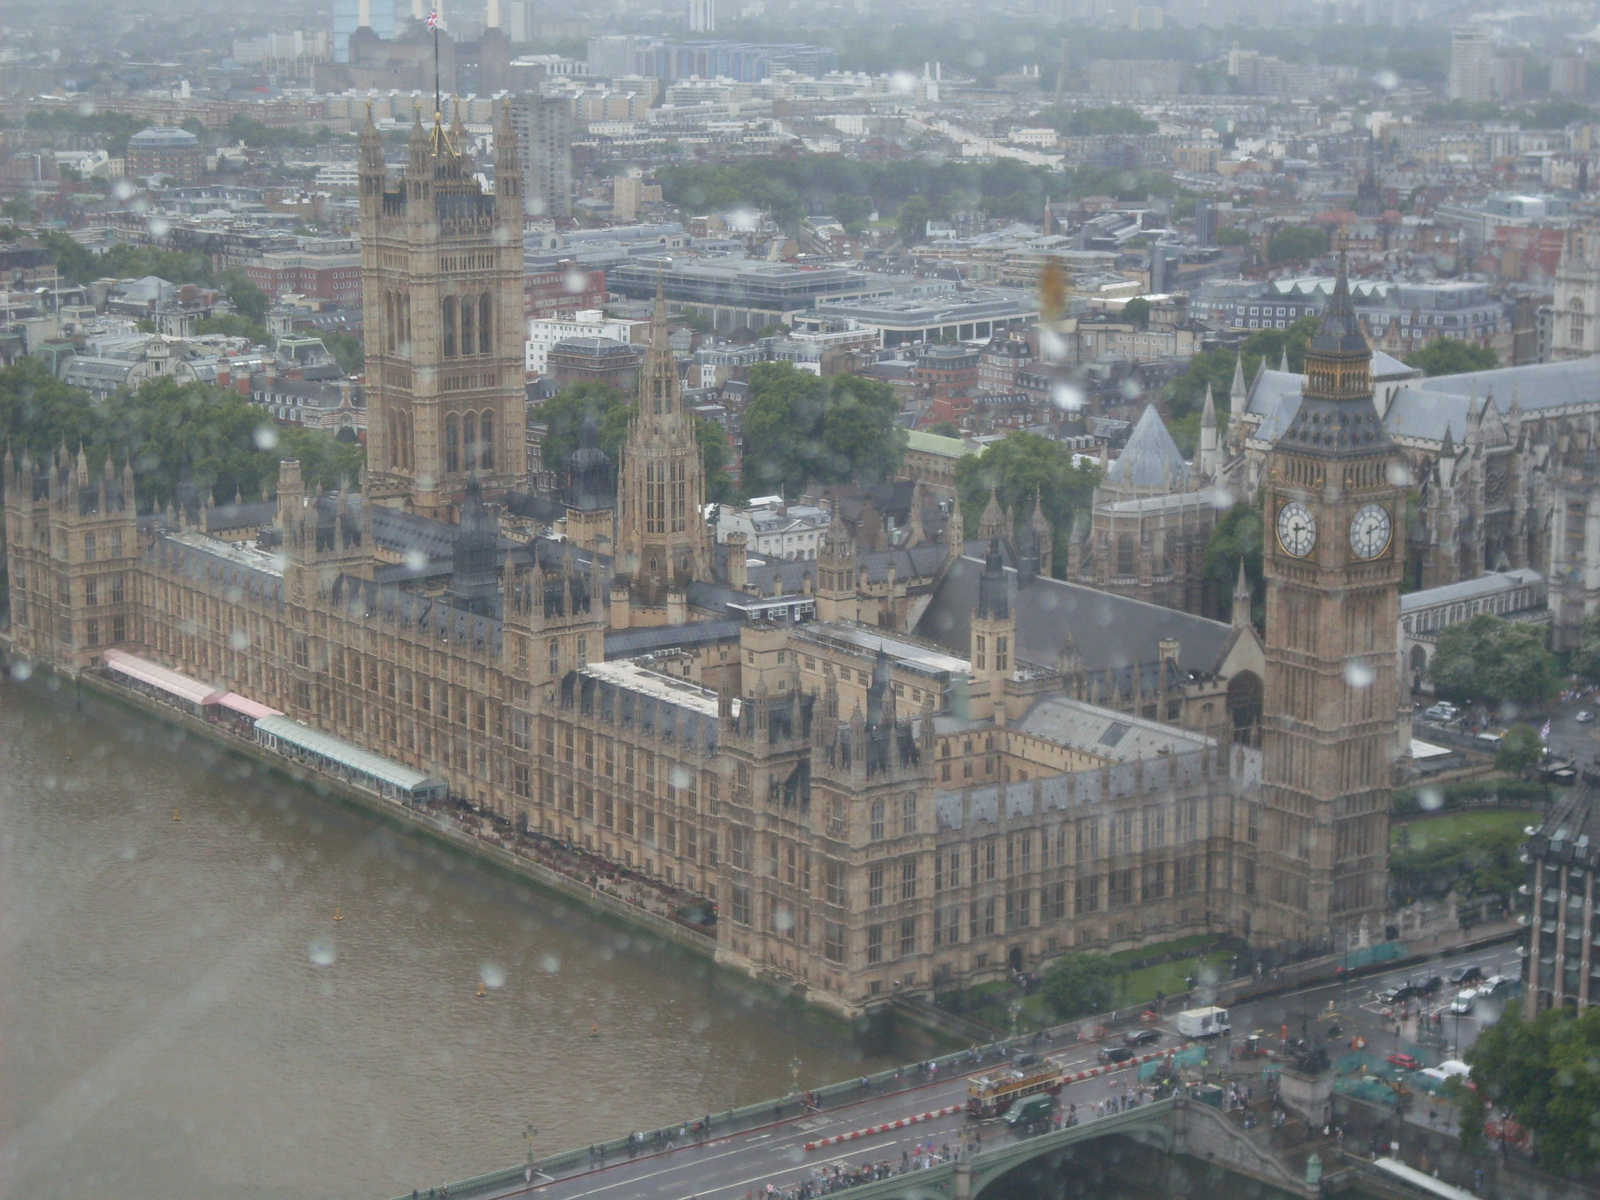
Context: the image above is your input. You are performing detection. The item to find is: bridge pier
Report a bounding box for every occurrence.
[952,1160,972,1200]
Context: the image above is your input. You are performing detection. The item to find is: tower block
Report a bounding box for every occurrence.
[1256,259,1403,952]
[360,98,527,517]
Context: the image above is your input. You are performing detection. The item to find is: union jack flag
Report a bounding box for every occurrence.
[425,7,439,29]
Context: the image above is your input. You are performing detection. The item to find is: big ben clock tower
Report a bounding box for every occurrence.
[1256,259,1402,952]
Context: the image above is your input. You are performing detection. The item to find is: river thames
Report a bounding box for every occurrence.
[0,678,890,1200]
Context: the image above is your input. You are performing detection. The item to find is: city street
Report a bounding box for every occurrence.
[465,940,1522,1200]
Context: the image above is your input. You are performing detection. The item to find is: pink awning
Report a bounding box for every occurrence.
[218,692,282,720]
[101,649,223,706]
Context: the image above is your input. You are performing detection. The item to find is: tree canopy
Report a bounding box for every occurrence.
[539,380,736,505]
[1389,824,1525,908]
[1427,613,1560,711]
[1031,104,1155,137]
[0,360,361,510]
[655,154,1178,232]
[1200,503,1264,626]
[1404,339,1498,377]
[1495,722,1543,774]
[1266,225,1330,264]
[1462,1006,1600,1173]
[1570,611,1600,686]
[1042,953,1123,1020]
[953,432,1101,573]
[741,363,904,496]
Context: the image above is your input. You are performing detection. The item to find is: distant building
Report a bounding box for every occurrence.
[511,94,573,221]
[1086,59,1186,98]
[126,127,203,184]
[1399,569,1547,693]
[716,500,830,561]
[1551,225,1600,362]
[245,249,363,304]
[1522,783,1600,1016]
[524,264,606,321]
[1551,56,1587,98]
[688,0,715,32]
[1447,29,1520,102]
[526,312,648,375]
[899,429,975,492]
[546,337,646,391]
[1068,403,1220,616]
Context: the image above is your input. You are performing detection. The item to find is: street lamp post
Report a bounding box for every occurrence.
[525,1123,539,1166]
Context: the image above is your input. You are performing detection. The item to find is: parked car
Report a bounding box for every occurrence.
[1098,1045,1136,1064]
[1387,1053,1421,1071]
[1424,703,1459,721]
[1449,965,1484,987]
[1124,1028,1162,1047]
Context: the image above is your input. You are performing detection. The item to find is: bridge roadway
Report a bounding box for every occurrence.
[400,940,1519,1200]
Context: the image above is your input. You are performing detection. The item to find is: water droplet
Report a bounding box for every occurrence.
[121,844,137,860]
[229,628,251,651]
[1345,662,1375,688]
[1419,786,1444,812]
[540,952,561,973]
[1374,70,1399,91]
[254,424,280,450]
[405,549,429,572]
[147,216,170,240]
[1051,382,1084,412]
[480,962,507,989]
[308,936,336,966]
[11,660,33,681]
[669,764,692,790]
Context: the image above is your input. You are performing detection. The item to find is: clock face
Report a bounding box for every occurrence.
[1277,501,1317,558]
[1350,503,1392,560]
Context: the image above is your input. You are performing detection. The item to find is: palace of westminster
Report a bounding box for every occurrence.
[1,103,1408,1018]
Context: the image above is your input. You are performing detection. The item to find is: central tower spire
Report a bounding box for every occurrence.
[615,268,710,621]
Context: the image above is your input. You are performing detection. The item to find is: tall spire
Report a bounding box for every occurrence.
[977,538,1009,620]
[1232,559,1252,630]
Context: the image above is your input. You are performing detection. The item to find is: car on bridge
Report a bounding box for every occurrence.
[1449,965,1484,987]
[1123,1028,1162,1047]
[1098,1045,1136,1064]
[1002,1092,1056,1133]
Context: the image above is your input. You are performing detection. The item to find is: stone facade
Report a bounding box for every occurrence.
[360,100,528,518]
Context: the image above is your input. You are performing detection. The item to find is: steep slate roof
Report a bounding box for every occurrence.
[934,744,1260,832]
[915,547,1233,677]
[1104,404,1189,490]
[1250,357,1600,449]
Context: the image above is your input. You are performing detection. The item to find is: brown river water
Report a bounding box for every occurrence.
[0,677,889,1200]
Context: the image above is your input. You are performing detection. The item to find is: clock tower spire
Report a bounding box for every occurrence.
[1256,257,1402,953]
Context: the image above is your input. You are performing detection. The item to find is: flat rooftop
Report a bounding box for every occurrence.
[582,659,721,718]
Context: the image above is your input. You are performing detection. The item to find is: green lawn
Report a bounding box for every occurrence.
[1116,952,1234,1008]
[1393,808,1537,851]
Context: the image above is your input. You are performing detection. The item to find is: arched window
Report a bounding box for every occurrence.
[1571,296,1585,346]
[385,292,396,352]
[1227,671,1263,747]
[442,296,457,358]
[462,411,478,471]
[459,295,475,356]
[479,293,492,354]
[1116,534,1135,577]
[445,413,460,474]
[479,409,494,470]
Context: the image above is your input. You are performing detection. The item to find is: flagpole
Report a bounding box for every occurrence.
[433,21,440,120]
